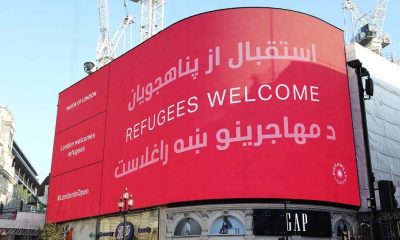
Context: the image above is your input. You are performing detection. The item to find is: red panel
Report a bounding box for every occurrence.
[55,65,109,133]
[100,8,359,215]
[51,113,106,176]
[46,162,102,223]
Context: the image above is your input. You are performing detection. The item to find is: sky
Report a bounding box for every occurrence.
[0,0,399,182]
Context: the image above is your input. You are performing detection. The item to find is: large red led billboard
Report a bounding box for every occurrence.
[48,8,359,223]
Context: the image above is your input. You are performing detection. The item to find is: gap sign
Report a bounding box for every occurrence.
[253,209,332,237]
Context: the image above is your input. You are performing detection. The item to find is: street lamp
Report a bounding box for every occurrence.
[118,188,134,240]
[347,59,378,240]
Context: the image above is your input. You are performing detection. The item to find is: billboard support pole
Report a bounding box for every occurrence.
[347,59,379,240]
[284,201,289,240]
[123,213,126,240]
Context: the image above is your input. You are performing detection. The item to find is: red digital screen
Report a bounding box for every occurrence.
[51,113,106,176]
[55,65,109,133]
[48,8,360,223]
[46,162,102,223]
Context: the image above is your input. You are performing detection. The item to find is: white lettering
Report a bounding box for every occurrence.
[157,110,166,125]
[126,128,133,143]
[187,96,198,113]
[294,213,301,232]
[56,188,90,201]
[207,89,226,107]
[302,213,308,232]
[310,86,319,102]
[276,84,290,100]
[287,213,308,232]
[176,100,186,117]
[134,123,140,138]
[141,119,147,136]
[244,86,256,102]
[293,85,308,101]
[65,91,97,111]
[230,87,241,104]
[208,84,319,107]
[286,213,292,231]
[258,84,272,100]
[167,104,175,121]
[126,96,199,141]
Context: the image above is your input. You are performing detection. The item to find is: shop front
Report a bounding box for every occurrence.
[62,209,159,240]
[164,203,359,240]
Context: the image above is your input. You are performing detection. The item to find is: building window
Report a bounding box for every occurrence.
[0,177,6,194]
[174,218,202,236]
[210,215,244,235]
[8,132,13,151]
[334,219,353,238]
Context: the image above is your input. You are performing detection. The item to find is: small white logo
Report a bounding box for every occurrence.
[332,162,347,185]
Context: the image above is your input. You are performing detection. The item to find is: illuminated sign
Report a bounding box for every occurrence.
[253,209,332,237]
[48,8,359,223]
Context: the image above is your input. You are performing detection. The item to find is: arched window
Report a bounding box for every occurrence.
[174,218,201,236]
[334,219,352,237]
[210,215,244,235]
